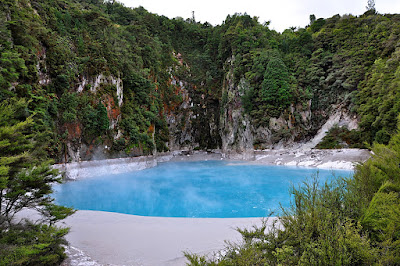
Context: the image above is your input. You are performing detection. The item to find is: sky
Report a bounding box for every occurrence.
[117,0,400,32]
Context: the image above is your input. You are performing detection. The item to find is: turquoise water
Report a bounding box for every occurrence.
[53,160,352,218]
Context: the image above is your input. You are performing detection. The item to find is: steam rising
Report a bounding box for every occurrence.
[53,161,352,218]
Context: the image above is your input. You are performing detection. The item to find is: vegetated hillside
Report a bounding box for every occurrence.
[1,0,400,162]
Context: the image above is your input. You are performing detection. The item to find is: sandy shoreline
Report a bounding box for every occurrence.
[54,148,370,265]
[61,211,266,266]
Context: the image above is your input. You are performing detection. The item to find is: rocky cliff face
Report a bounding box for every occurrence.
[7,0,393,165]
[165,78,195,150]
[57,53,359,162]
[64,74,124,162]
[70,70,356,162]
[252,100,313,149]
[165,54,221,152]
[301,105,359,149]
[219,56,254,159]
[216,55,358,155]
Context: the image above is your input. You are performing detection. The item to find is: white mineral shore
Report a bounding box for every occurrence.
[60,211,266,266]
[54,148,371,265]
[252,148,371,170]
[55,148,371,180]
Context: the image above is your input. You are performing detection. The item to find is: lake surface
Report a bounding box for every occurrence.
[53,160,352,218]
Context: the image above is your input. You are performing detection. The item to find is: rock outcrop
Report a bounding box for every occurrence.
[62,73,124,162]
[220,57,254,160]
[165,54,221,152]
[58,55,360,162]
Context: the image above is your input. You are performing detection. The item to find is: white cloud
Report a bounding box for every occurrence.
[119,0,400,32]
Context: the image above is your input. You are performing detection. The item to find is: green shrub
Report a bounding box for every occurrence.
[186,176,377,265]
[316,125,363,149]
[0,222,69,266]
[59,92,78,123]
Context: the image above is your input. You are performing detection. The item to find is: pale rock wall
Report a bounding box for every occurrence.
[166,77,195,150]
[55,151,223,179]
[220,57,254,160]
[65,73,123,162]
[36,46,51,85]
[301,106,359,150]
[76,74,123,107]
[165,54,221,151]
[252,100,313,150]
[74,73,123,127]
[66,142,81,162]
[57,53,360,162]
[218,55,347,154]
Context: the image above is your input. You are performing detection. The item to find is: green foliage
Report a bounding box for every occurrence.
[357,48,400,144]
[316,125,363,149]
[348,129,400,263]
[304,13,400,134]
[0,99,33,188]
[351,131,400,209]
[82,101,109,140]
[0,99,68,222]
[39,203,75,227]
[187,177,377,265]
[218,14,272,64]
[275,177,376,265]
[241,87,255,114]
[0,99,73,264]
[0,222,69,266]
[120,72,158,153]
[95,102,110,133]
[59,92,78,123]
[362,186,400,242]
[0,51,27,97]
[3,0,398,154]
[53,75,69,95]
[309,18,326,33]
[1,0,398,155]
[260,57,291,117]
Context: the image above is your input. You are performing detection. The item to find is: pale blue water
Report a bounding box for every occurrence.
[53,160,352,218]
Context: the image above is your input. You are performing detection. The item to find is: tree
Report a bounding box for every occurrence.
[260,56,291,117]
[82,101,109,140]
[0,98,73,224]
[95,101,110,134]
[0,98,74,264]
[0,51,27,100]
[59,92,78,123]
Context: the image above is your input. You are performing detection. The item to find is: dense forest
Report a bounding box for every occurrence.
[1,0,400,264]
[2,0,400,162]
